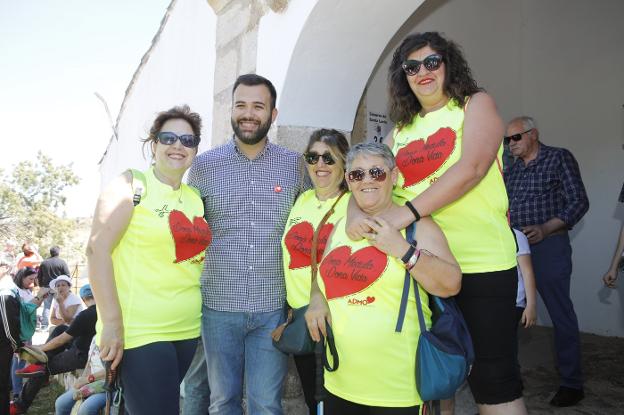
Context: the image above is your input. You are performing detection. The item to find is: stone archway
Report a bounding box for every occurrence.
[262,0,424,149]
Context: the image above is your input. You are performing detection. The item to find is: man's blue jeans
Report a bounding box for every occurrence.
[202,306,288,415]
[55,390,106,415]
[183,338,210,414]
[41,295,53,329]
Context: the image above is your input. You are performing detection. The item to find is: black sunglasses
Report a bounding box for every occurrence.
[347,167,387,182]
[157,132,200,148]
[401,54,444,76]
[304,152,336,165]
[503,129,533,145]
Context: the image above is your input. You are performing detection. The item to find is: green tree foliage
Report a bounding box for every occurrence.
[0,152,80,251]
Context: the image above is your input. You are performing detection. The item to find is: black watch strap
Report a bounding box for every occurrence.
[401,244,417,264]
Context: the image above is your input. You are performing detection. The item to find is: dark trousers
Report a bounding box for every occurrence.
[1,341,13,415]
[120,338,197,415]
[324,392,420,414]
[15,326,88,410]
[294,353,317,415]
[531,233,583,389]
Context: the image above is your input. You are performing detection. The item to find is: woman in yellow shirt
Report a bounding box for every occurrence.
[307,142,460,413]
[349,32,525,414]
[281,128,349,415]
[87,105,211,415]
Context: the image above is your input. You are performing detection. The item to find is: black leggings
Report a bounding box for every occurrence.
[455,268,523,404]
[120,338,197,415]
[324,392,421,415]
[294,353,321,415]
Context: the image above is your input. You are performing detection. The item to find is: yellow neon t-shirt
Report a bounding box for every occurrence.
[318,209,431,407]
[96,167,210,349]
[392,99,516,273]
[282,189,348,308]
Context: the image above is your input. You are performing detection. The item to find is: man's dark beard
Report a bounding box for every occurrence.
[231,117,272,145]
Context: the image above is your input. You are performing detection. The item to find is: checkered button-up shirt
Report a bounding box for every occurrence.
[505,143,589,229]
[188,139,303,313]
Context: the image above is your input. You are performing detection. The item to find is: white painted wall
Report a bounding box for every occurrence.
[272,0,425,131]
[99,0,216,187]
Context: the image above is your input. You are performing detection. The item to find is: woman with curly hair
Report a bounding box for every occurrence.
[349,32,526,414]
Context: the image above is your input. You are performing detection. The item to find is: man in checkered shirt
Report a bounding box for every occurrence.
[504,116,589,408]
[188,74,303,415]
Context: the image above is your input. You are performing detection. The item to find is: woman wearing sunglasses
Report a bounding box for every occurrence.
[87,105,211,414]
[350,32,525,414]
[306,142,460,414]
[279,128,349,415]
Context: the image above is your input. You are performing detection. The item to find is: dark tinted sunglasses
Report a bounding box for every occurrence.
[157,132,200,148]
[304,152,335,165]
[401,54,443,76]
[503,129,533,145]
[347,167,387,182]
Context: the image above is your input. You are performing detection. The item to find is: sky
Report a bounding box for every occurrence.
[0,0,171,217]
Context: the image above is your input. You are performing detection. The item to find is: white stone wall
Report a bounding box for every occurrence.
[99,0,217,187]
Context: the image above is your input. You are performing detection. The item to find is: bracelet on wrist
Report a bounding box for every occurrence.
[405,201,421,222]
[405,249,421,271]
[87,374,95,383]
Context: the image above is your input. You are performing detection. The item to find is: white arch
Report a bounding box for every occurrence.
[257,0,423,131]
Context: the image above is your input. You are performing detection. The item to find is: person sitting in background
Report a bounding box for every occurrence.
[11,267,49,400]
[54,337,106,415]
[49,275,84,327]
[11,285,97,415]
[38,246,71,331]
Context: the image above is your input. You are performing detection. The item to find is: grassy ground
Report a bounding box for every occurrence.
[26,381,65,415]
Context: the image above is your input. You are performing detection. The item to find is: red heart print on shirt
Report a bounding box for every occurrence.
[395,127,457,188]
[284,222,334,269]
[169,210,212,263]
[320,246,388,299]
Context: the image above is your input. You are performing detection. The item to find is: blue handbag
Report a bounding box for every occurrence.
[396,223,474,402]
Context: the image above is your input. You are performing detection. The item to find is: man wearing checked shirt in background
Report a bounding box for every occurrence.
[188,74,303,415]
[504,116,589,408]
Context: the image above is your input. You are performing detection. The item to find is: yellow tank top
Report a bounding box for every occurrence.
[281,190,348,309]
[96,167,210,349]
[392,99,516,273]
[318,207,431,407]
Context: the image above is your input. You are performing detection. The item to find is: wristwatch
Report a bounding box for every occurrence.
[88,374,95,383]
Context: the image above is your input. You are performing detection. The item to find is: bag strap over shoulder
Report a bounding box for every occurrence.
[396,222,419,332]
[128,169,146,206]
[310,190,347,281]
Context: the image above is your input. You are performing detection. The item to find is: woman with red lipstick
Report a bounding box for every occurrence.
[87,105,211,415]
[349,32,526,414]
[280,128,349,415]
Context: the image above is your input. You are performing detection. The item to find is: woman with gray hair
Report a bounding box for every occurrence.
[305,142,461,413]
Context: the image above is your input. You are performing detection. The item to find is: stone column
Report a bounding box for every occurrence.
[207,0,290,147]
